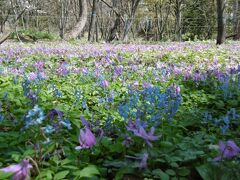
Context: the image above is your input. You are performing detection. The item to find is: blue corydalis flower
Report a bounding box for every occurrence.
[74,90,82,101]
[60,119,72,130]
[24,105,45,128]
[51,85,63,98]
[0,114,4,123]
[42,125,55,134]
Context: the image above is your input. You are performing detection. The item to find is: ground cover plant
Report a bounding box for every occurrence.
[0,42,240,179]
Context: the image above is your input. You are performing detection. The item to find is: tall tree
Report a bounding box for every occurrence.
[233,0,240,40]
[122,0,141,41]
[100,0,123,42]
[59,0,69,39]
[216,0,226,45]
[88,0,99,42]
[174,0,183,41]
[65,0,88,39]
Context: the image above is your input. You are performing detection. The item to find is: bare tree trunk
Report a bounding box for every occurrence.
[0,10,10,33]
[59,0,70,39]
[88,0,98,42]
[108,15,120,42]
[101,0,122,42]
[233,0,240,40]
[156,1,171,41]
[95,18,99,42]
[122,0,141,41]
[174,0,183,41]
[216,0,226,45]
[65,0,88,39]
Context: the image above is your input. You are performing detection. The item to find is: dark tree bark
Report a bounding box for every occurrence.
[59,0,69,39]
[88,0,99,42]
[155,1,171,41]
[100,0,123,42]
[174,0,183,41]
[107,15,121,42]
[0,9,10,33]
[216,0,226,45]
[233,0,240,40]
[65,0,88,39]
[122,0,141,41]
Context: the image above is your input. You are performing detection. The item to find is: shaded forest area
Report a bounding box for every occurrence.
[0,0,239,44]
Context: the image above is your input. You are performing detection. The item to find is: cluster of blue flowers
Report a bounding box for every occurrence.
[23,105,72,134]
[42,108,72,134]
[118,85,181,126]
[203,108,240,134]
[0,101,4,123]
[21,74,44,104]
[24,105,45,129]
[51,84,63,98]
[218,72,240,100]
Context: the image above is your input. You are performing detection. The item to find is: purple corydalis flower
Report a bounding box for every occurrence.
[0,160,32,180]
[27,72,38,81]
[193,71,205,82]
[214,140,240,161]
[34,61,45,71]
[101,80,109,88]
[57,60,69,76]
[80,116,92,129]
[142,82,153,89]
[46,108,64,121]
[114,66,123,76]
[122,135,134,147]
[75,128,96,150]
[171,84,181,96]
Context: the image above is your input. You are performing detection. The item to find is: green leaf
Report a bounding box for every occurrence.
[110,142,123,153]
[73,165,100,178]
[54,170,69,180]
[160,141,173,148]
[178,168,190,177]
[0,172,13,180]
[36,170,53,180]
[166,169,176,176]
[170,162,179,168]
[60,158,72,165]
[196,164,212,180]
[152,169,169,180]
[11,153,21,162]
[115,167,135,180]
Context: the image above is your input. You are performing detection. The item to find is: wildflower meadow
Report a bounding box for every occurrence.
[0,41,240,179]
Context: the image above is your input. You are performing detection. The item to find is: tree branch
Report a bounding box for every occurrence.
[0,8,26,45]
[100,0,125,23]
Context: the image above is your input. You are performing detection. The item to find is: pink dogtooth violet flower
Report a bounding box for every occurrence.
[75,128,96,150]
[0,159,32,180]
[214,140,240,161]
